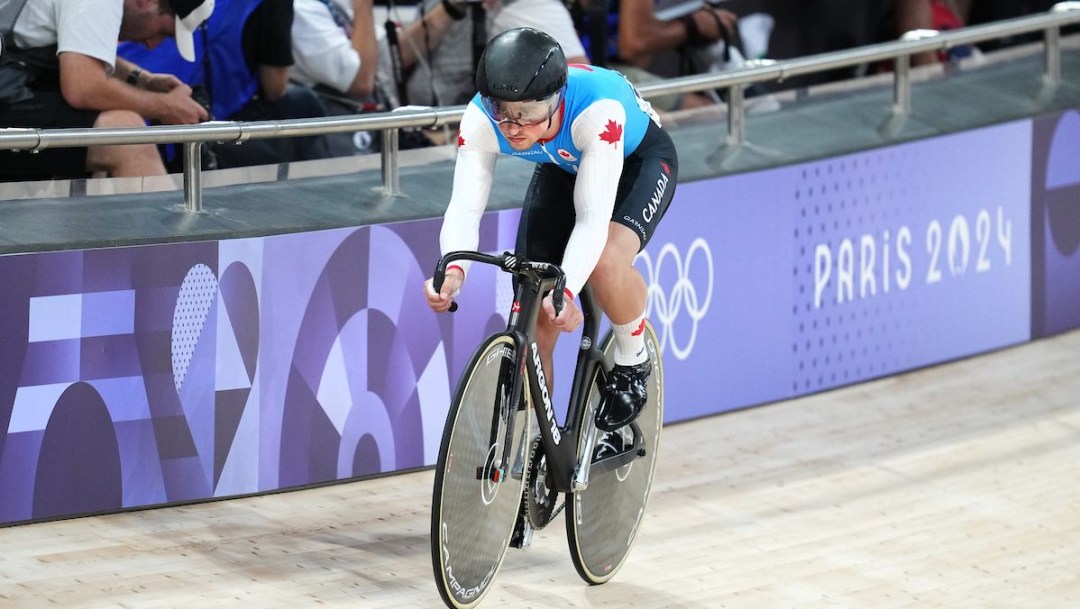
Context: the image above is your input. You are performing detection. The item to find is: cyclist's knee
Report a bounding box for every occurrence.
[605,223,642,260]
[591,248,643,295]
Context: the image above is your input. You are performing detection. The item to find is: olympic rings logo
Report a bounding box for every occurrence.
[635,238,714,361]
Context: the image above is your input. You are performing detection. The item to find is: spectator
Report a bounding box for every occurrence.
[891,0,970,65]
[402,0,589,108]
[290,0,463,154]
[292,0,381,105]
[0,0,212,182]
[292,0,468,102]
[572,0,738,111]
[119,0,334,169]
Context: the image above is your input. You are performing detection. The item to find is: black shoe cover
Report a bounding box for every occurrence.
[595,359,650,432]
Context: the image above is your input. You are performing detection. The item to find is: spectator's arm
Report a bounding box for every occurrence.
[258,65,291,100]
[58,52,207,124]
[114,57,187,94]
[396,2,461,70]
[616,0,734,65]
[348,0,380,98]
[252,0,295,99]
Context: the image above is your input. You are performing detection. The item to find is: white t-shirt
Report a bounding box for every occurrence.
[13,0,123,72]
[291,0,362,93]
[405,0,587,107]
[490,0,586,60]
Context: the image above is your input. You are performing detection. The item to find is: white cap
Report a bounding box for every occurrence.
[173,0,215,62]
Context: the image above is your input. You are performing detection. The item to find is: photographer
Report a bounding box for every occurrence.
[0,0,212,182]
[118,0,335,169]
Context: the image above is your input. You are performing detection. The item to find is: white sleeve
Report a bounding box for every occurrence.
[290,0,361,92]
[561,99,627,296]
[439,103,501,280]
[53,0,123,71]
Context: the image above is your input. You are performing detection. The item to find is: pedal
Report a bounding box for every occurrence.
[508,514,534,549]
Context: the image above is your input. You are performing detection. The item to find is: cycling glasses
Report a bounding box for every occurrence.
[480,85,566,128]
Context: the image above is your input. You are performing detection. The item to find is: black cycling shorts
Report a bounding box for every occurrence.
[0,88,98,181]
[515,119,679,265]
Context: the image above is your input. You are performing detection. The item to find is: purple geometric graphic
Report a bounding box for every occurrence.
[1031,110,1080,337]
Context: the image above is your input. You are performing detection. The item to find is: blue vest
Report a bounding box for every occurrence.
[117,0,261,120]
[470,65,655,174]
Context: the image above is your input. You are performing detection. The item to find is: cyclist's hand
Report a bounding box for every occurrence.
[543,292,583,332]
[425,268,463,312]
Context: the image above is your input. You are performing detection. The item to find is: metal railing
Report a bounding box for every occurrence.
[1,3,1078,211]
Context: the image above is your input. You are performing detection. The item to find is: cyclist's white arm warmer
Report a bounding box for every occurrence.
[563,99,627,296]
[440,104,500,280]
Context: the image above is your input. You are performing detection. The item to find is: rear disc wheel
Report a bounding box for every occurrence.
[566,322,664,584]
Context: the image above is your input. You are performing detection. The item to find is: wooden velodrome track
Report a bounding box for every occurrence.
[2,329,1078,608]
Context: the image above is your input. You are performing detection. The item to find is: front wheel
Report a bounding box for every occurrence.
[565,321,664,585]
[431,335,531,609]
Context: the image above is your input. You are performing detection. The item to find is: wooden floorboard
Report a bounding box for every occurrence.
[2,329,1079,608]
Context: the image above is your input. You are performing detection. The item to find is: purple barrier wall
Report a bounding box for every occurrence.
[651,120,1034,420]
[1031,110,1080,338]
[0,112,1076,526]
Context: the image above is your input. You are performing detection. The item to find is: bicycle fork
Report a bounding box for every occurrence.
[479,345,528,485]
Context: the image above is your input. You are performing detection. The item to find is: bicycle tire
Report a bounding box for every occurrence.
[565,321,664,585]
[431,335,532,609]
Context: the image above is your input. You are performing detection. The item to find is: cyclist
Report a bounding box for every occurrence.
[424,27,677,432]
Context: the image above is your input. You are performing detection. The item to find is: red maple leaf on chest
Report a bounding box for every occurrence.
[599,120,623,147]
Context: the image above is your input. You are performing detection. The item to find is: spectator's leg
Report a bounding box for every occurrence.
[86,109,166,177]
[274,85,334,161]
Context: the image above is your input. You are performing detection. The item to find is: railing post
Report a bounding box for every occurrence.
[183,142,203,213]
[380,127,401,196]
[1047,3,1080,84]
[893,53,911,115]
[1044,25,1061,85]
[726,84,745,146]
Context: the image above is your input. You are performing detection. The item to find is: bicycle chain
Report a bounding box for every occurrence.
[523,437,565,529]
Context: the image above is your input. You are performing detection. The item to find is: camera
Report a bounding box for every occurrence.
[191,85,214,121]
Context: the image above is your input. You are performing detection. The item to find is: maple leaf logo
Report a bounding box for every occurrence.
[660,160,671,175]
[457,131,465,148]
[599,120,622,147]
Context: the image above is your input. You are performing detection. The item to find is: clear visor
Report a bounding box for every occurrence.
[480,86,565,127]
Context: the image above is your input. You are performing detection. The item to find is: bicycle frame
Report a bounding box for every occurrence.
[435,251,644,494]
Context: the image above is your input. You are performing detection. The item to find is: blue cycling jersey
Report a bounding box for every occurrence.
[468,64,658,173]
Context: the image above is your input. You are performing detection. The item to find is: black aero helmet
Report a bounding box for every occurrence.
[476,27,568,102]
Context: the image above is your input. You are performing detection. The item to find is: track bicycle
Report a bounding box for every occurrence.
[429,250,664,609]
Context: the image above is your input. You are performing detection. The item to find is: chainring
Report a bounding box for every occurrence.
[524,437,563,529]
